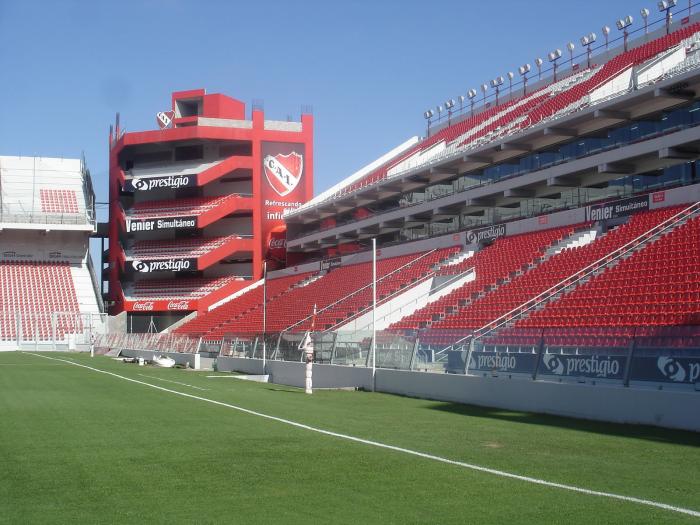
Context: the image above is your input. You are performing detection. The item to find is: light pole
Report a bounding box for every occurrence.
[535,57,543,80]
[467,89,477,116]
[262,259,267,371]
[580,32,597,69]
[423,109,434,135]
[616,15,634,52]
[641,7,650,35]
[507,71,514,98]
[602,25,611,50]
[658,0,677,35]
[566,42,575,68]
[445,98,456,125]
[548,49,562,82]
[490,76,504,105]
[519,63,531,96]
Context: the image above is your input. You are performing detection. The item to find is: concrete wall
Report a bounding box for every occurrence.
[376,369,700,432]
[216,357,373,389]
[215,357,700,432]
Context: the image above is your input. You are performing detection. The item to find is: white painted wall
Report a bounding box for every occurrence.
[589,67,634,104]
[338,277,435,332]
[70,265,101,314]
[636,46,686,86]
[338,269,476,332]
[0,156,87,217]
[215,357,700,432]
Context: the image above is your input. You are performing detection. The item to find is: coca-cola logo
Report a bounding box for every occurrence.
[132,301,154,311]
[269,238,286,249]
[167,301,190,310]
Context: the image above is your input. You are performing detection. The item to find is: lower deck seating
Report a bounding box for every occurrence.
[175,272,314,336]
[0,261,80,340]
[177,247,459,337]
[390,226,575,338]
[518,211,700,331]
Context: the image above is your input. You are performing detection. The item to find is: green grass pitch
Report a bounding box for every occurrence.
[0,351,699,524]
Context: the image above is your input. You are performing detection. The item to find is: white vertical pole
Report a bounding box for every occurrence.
[262,260,267,372]
[372,238,377,392]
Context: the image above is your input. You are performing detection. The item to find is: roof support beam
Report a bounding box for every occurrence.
[659,147,700,160]
[598,162,635,175]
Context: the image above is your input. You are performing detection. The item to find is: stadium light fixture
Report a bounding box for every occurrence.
[490,76,505,105]
[602,25,611,49]
[507,71,514,97]
[658,0,677,35]
[548,49,562,81]
[535,57,543,80]
[518,63,531,95]
[445,98,456,125]
[580,32,597,68]
[640,8,650,34]
[467,88,477,116]
[616,15,633,51]
[424,109,435,134]
[480,83,488,105]
[566,42,575,67]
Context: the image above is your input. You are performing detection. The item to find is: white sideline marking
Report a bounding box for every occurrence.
[26,352,700,519]
[137,374,208,391]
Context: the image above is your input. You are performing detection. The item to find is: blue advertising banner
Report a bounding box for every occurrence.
[467,351,538,374]
[629,355,700,384]
[536,352,627,380]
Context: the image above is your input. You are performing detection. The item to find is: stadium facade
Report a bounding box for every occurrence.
[106,89,313,330]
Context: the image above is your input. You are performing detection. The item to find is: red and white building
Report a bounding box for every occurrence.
[107,89,313,329]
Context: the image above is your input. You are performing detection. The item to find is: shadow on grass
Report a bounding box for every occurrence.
[265,387,305,394]
[426,401,700,447]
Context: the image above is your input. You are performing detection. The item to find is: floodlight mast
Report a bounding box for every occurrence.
[616,15,634,52]
[518,63,531,96]
[641,7,650,34]
[548,48,562,81]
[658,0,677,35]
[467,89,477,116]
[602,25,611,49]
[507,71,514,97]
[535,57,543,80]
[490,76,504,105]
[445,98,456,125]
[580,33,597,68]
[423,109,434,135]
[566,42,575,67]
[480,83,488,104]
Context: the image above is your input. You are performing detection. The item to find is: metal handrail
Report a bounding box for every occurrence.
[324,265,475,333]
[440,201,700,352]
[283,249,441,332]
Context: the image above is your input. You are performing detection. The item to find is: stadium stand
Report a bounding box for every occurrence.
[39,189,79,214]
[0,156,103,347]
[129,235,247,260]
[176,248,459,337]
[289,21,700,216]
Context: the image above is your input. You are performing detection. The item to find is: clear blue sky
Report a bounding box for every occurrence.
[0,0,662,220]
